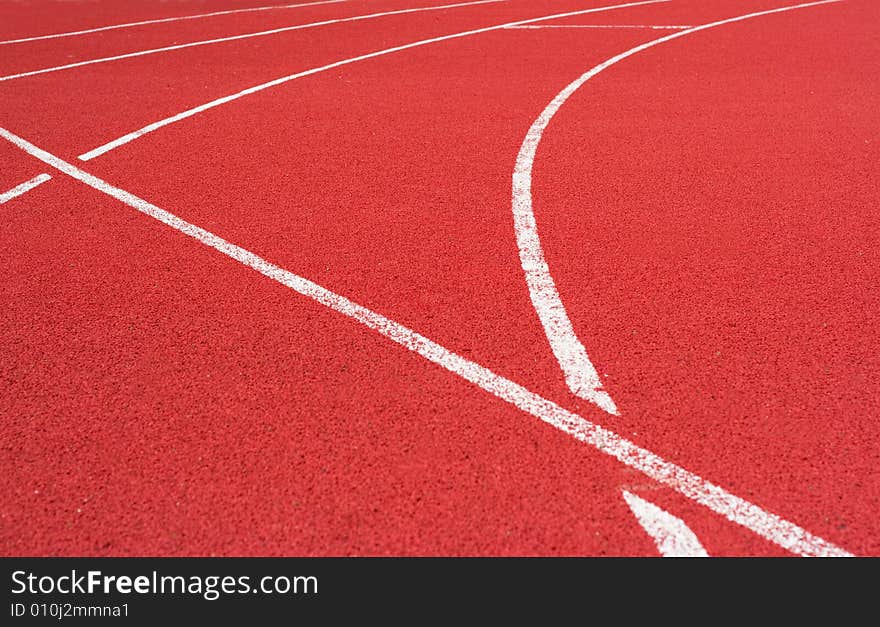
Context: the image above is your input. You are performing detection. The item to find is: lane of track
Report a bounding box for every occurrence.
[0,0,667,200]
[0,0,657,169]
[0,0,354,45]
[0,0,344,40]
[0,0,509,80]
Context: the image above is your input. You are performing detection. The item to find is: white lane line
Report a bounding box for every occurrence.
[0,0,668,202]
[623,490,710,557]
[0,126,853,558]
[0,0,352,46]
[511,0,843,411]
[0,173,52,204]
[504,24,692,29]
[0,0,510,83]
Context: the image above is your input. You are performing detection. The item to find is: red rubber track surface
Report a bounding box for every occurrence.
[1,0,877,556]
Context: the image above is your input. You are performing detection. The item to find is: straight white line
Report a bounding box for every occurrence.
[0,126,853,557]
[511,0,844,410]
[504,24,692,29]
[0,0,352,46]
[0,173,52,204]
[0,0,668,202]
[0,0,509,83]
[622,491,710,557]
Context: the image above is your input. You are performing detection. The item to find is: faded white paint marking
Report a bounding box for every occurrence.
[0,173,52,204]
[0,0,668,201]
[511,0,842,411]
[0,0,509,83]
[504,24,692,29]
[0,0,352,45]
[0,126,852,557]
[623,490,709,556]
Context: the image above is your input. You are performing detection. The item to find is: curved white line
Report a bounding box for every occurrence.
[0,1,667,200]
[512,0,843,413]
[623,490,709,556]
[0,0,352,46]
[0,0,509,83]
[0,125,853,557]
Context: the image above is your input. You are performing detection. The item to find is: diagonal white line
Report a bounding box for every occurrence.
[0,0,353,46]
[511,0,844,411]
[0,126,853,557]
[0,0,510,83]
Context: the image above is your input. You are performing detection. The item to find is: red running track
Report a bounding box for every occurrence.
[1,0,877,556]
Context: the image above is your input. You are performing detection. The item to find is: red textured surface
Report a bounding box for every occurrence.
[1,0,877,556]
